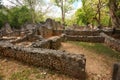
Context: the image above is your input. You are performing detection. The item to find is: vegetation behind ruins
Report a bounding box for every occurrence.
[0,0,119,28]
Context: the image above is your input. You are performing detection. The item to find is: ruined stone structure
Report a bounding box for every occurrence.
[100,33,120,52]
[63,30,104,43]
[40,25,53,38]
[0,18,64,39]
[0,18,120,79]
[112,63,120,80]
[31,35,63,50]
[39,19,63,38]
[0,41,86,79]
[66,35,105,43]
[0,19,86,79]
[65,30,101,36]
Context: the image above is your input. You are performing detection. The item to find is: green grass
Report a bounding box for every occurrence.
[9,68,48,80]
[69,41,120,60]
[9,69,31,80]
[35,73,46,79]
[0,73,4,80]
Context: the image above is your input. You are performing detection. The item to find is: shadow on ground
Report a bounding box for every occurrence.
[0,75,3,80]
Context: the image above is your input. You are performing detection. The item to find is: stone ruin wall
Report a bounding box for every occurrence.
[100,33,120,52]
[53,30,105,43]
[53,30,101,36]
[0,41,86,79]
[112,63,120,80]
[65,35,105,43]
[0,18,64,39]
[53,30,64,36]
[65,30,101,36]
[31,34,65,50]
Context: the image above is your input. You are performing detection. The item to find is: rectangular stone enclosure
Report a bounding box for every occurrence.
[0,41,86,79]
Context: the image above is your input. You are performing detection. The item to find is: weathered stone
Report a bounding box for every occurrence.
[112,63,120,80]
[100,33,120,52]
[66,35,105,43]
[40,25,53,38]
[31,35,64,50]
[0,41,86,79]
[4,23,13,33]
[65,30,101,36]
[31,39,51,49]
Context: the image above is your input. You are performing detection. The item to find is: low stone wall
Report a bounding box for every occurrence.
[31,34,65,50]
[1,30,23,37]
[66,35,105,43]
[48,36,62,49]
[53,29,120,36]
[65,30,101,36]
[0,41,86,79]
[112,63,120,80]
[31,39,51,49]
[100,33,120,52]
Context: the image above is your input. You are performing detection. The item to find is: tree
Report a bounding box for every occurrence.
[23,0,44,23]
[8,6,32,28]
[8,0,45,23]
[0,0,2,8]
[51,0,77,24]
[109,0,120,28]
[75,0,109,26]
[0,10,8,28]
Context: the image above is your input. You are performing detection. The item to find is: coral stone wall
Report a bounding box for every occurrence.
[48,36,62,49]
[112,63,120,80]
[65,30,101,36]
[0,30,22,37]
[66,35,105,43]
[53,30,64,36]
[31,35,65,50]
[100,33,120,52]
[40,27,53,38]
[31,39,51,49]
[0,41,86,79]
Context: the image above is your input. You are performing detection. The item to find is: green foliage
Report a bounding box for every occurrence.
[65,15,77,26]
[74,0,110,26]
[35,11,45,22]
[8,6,32,28]
[55,17,61,21]
[9,69,31,80]
[101,15,110,26]
[116,11,120,17]
[0,10,8,28]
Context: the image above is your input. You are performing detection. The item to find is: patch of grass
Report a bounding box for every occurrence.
[35,73,46,79]
[0,73,4,80]
[31,68,40,74]
[9,69,31,80]
[69,41,120,60]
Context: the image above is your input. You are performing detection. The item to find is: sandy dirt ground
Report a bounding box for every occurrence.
[60,42,116,80]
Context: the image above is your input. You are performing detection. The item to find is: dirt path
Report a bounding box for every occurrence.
[60,42,115,80]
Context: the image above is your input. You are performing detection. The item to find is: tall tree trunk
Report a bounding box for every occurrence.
[61,0,65,24]
[27,0,35,24]
[98,0,101,26]
[109,0,120,28]
[108,17,112,27]
[31,10,35,23]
